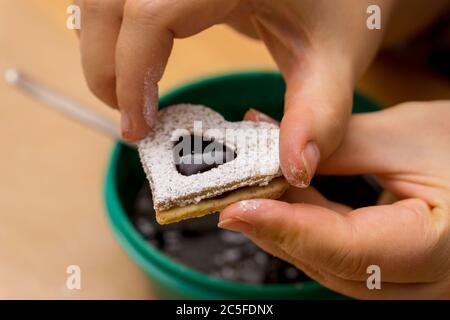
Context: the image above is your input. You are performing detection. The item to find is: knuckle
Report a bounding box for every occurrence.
[332,249,367,280]
[322,222,367,280]
[277,233,300,258]
[274,224,312,262]
[124,0,164,22]
[423,213,450,282]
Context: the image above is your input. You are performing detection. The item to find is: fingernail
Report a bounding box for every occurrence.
[248,108,278,124]
[300,142,320,187]
[121,111,132,139]
[243,109,256,121]
[218,218,253,234]
[284,162,309,188]
[121,111,151,141]
[284,142,320,188]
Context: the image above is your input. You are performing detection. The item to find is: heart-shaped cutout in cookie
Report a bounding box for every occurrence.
[173,134,236,176]
[138,104,289,224]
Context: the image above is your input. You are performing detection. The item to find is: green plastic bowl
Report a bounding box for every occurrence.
[104,71,379,299]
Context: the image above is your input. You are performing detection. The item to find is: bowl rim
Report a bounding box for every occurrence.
[104,70,378,297]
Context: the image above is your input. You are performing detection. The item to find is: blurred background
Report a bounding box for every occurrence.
[0,0,449,299]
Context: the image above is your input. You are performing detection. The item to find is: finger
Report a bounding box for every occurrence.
[252,16,354,188]
[307,270,450,300]
[319,101,450,176]
[318,108,408,176]
[316,102,450,208]
[377,190,399,205]
[243,108,350,214]
[78,0,124,108]
[219,199,355,277]
[280,187,351,214]
[278,61,353,188]
[243,108,279,124]
[242,108,350,213]
[244,228,448,299]
[226,9,259,39]
[116,0,241,141]
[219,197,445,283]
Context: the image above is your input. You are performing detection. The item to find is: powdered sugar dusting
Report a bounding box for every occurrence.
[238,200,261,211]
[288,162,309,188]
[143,69,158,128]
[137,104,282,211]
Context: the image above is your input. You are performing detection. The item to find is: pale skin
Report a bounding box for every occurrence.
[220,102,450,299]
[76,0,449,187]
[75,0,448,296]
[77,0,399,187]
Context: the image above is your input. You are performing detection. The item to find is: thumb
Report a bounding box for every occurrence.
[250,15,354,188]
[219,198,449,299]
[218,199,353,278]
[279,60,354,188]
[219,197,443,284]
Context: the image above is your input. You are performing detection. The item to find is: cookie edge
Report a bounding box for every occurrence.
[155,177,289,224]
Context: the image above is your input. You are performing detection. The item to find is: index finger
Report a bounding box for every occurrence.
[115,0,241,141]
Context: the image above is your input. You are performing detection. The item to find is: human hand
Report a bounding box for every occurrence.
[76,0,396,187]
[219,102,450,299]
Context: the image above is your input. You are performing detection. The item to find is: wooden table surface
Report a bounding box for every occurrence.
[1,0,449,299]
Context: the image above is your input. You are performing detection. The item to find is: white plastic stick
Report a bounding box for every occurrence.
[4,68,135,148]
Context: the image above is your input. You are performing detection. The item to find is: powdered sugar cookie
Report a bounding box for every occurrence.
[138,104,288,224]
